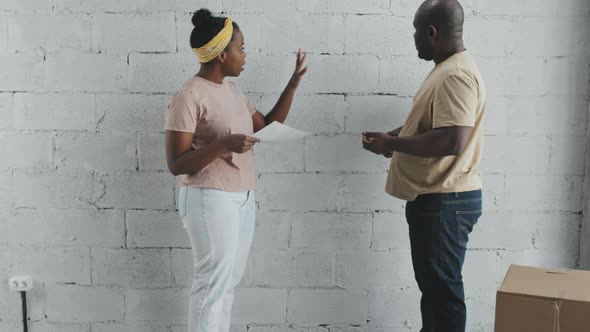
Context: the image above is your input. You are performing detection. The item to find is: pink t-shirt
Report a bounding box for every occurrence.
[165,76,257,192]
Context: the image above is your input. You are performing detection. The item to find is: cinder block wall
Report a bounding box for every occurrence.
[581,100,590,270]
[1,1,589,331]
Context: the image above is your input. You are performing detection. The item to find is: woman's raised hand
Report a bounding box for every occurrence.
[287,48,308,90]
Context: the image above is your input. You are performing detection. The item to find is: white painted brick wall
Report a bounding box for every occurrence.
[0,208,125,247]
[91,14,176,53]
[287,289,368,325]
[335,252,415,290]
[345,95,412,134]
[344,16,414,56]
[138,132,168,170]
[0,132,53,169]
[231,288,287,324]
[257,94,347,135]
[92,248,173,287]
[582,102,590,269]
[305,135,389,172]
[369,290,422,327]
[0,247,91,284]
[14,93,100,131]
[0,284,45,322]
[127,210,190,248]
[92,322,169,332]
[465,17,590,58]
[46,54,128,92]
[0,0,53,12]
[126,288,188,322]
[14,170,99,208]
[55,133,137,170]
[371,212,410,250]
[128,53,196,93]
[250,211,290,250]
[296,0,389,15]
[290,213,372,250]
[96,172,175,209]
[0,54,44,91]
[254,139,305,173]
[46,285,125,322]
[0,93,13,129]
[1,1,588,331]
[7,14,91,53]
[251,251,333,288]
[95,93,168,132]
[239,14,345,54]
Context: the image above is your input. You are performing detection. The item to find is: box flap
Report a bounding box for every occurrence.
[498,265,590,302]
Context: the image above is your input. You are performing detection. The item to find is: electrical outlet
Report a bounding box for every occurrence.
[8,275,33,292]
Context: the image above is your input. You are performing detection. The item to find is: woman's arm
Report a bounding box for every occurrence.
[165,131,259,176]
[252,49,308,132]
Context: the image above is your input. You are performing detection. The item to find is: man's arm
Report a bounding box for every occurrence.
[382,126,403,158]
[363,126,472,158]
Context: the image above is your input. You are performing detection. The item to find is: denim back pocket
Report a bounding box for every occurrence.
[456,210,481,247]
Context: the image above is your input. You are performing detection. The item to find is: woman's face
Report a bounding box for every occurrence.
[222,29,246,77]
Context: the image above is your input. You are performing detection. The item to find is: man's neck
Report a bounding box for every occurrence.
[433,41,465,64]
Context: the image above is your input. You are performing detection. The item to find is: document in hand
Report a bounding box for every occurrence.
[252,121,311,142]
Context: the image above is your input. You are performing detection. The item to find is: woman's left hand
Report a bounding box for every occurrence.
[287,48,308,90]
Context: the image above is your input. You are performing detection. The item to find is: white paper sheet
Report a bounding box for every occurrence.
[252,121,311,142]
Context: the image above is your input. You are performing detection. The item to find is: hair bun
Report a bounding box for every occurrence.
[192,9,213,28]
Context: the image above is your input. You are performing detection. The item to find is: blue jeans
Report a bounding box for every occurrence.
[178,187,256,332]
[405,190,482,332]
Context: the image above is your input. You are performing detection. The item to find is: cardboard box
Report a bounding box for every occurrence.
[495,264,590,332]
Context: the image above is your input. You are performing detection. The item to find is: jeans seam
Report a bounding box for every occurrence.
[456,210,482,215]
[240,191,250,208]
[442,198,482,205]
[437,194,444,295]
[456,214,466,247]
[198,188,214,331]
[181,187,188,218]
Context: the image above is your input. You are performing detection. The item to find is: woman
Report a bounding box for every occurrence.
[164,9,307,332]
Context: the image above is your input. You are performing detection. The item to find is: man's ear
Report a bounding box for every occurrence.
[427,25,437,39]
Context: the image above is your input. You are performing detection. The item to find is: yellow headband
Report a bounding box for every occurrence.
[192,18,234,63]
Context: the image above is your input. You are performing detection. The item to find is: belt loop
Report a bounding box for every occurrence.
[455,192,459,198]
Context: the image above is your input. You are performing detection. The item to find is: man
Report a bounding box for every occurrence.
[362,1,486,331]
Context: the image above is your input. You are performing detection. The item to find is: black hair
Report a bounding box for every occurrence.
[190,9,240,49]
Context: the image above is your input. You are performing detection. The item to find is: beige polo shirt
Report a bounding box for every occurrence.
[165,76,256,192]
[386,51,486,201]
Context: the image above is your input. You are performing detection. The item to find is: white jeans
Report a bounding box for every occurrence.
[177,187,256,332]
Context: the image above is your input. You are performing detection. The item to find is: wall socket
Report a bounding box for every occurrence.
[8,275,33,292]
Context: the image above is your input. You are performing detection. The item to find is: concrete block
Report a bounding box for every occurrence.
[92,248,172,287]
[127,210,189,248]
[287,289,368,324]
[46,285,124,322]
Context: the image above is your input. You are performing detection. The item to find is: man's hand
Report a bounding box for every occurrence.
[362,132,392,155]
